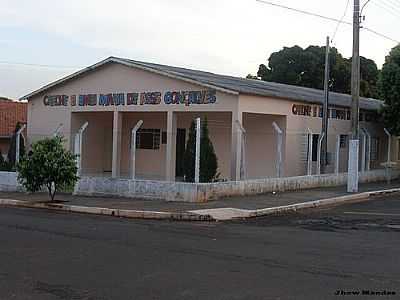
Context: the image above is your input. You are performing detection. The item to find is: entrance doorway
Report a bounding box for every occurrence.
[175,128,186,179]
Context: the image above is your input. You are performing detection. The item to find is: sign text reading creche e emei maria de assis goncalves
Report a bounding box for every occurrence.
[43,90,217,107]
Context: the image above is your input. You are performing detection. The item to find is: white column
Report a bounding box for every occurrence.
[112,111,122,178]
[165,111,177,181]
[231,111,242,181]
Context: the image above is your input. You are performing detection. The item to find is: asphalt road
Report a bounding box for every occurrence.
[1,195,400,300]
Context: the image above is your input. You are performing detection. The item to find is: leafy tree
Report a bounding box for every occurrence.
[17,136,78,201]
[256,45,379,98]
[379,45,400,135]
[360,56,379,98]
[7,122,25,167]
[183,118,218,182]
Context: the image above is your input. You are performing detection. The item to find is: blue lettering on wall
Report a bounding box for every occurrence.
[45,90,217,107]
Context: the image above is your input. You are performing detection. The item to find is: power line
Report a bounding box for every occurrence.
[332,0,351,42]
[377,0,400,18]
[371,1,400,18]
[0,61,83,69]
[256,0,400,43]
[256,0,349,23]
[382,0,400,14]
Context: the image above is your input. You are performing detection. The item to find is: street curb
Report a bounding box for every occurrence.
[187,187,400,221]
[0,199,214,222]
[1,187,399,222]
[245,188,400,219]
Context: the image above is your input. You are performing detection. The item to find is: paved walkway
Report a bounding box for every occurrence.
[1,180,399,214]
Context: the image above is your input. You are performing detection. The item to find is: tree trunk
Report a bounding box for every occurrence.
[47,183,56,202]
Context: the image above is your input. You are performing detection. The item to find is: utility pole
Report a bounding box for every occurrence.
[347,0,360,192]
[321,36,330,173]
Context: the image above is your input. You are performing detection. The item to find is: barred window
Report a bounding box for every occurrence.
[340,135,348,148]
[371,138,379,161]
[136,129,161,150]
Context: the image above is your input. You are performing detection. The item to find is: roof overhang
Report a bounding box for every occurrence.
[20,57,238,100]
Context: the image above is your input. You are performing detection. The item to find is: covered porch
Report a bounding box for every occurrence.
[71,110,287,182]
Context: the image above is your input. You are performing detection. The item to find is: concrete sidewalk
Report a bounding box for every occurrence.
[1,180,400,221]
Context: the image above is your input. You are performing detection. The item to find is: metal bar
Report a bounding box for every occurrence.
[131,120,143,180]
[316,132,325,175]
[53,123,63,137]
[360,129,366,172]
[307,128,313,176]
[272,122,283,178]
[15,124,26,164]
[195,117,201,183]
[76,122,88,177]
[335,134,340,174]
[384,128,392,184]
[384,128,391,164]
[236,120,246,180]
[362,128,371,171]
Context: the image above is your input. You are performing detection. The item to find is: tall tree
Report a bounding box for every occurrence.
[379,45,400,135]
[256,45,379,98]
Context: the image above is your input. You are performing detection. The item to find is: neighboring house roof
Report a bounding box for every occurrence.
[21,56,384,111]
[0,98,27,138]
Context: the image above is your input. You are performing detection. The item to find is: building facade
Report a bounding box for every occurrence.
[22,57,393,182]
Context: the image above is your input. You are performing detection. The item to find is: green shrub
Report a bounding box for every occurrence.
[17,136,78,201]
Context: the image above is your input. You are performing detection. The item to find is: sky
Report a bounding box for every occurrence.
[0,0,399,99]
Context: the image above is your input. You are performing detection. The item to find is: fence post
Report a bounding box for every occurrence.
[307,128,313,176]
[272,122,283,178]
[130,120,143,180]
[384,128,392,184]
[236,120,247,180]
[15,124,26,164]
[53,123,63,137]
[75,122,88,177]
[316,132,325,175]
[335,134,340,174]
[362,128,371,171]
[195,117,201,183]
[360,130,366,173]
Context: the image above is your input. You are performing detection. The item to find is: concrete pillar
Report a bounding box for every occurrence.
[165,111,177,181]
[112,111,122,178]
[231,111,242,181]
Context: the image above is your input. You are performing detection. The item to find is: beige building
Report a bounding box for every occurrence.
[21,57,392,182]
